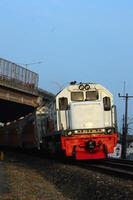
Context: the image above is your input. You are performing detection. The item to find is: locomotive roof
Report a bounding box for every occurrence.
[56,82,113,97]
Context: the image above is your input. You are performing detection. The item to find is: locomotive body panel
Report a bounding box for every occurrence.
[70,101,104,129]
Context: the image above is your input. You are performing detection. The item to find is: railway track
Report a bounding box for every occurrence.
[3,148,133,180]
[78,158,133,180]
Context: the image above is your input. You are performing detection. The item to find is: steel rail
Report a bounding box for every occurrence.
[77,159,133,180]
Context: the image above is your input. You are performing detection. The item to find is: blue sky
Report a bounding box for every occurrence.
[0,0,133,131]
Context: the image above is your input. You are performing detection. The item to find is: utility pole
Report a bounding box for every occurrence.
[118,93,133,159]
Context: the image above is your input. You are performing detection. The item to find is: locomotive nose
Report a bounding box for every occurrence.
[86,140,96,151]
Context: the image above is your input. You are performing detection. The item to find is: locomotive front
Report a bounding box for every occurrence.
[56,82,118,160]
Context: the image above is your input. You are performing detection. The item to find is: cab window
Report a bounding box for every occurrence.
[103,97,111,111]
[59,97,68,110]
[86,91,98,100]
[71,92,84,101]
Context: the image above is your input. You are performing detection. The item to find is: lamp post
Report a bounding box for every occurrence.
[21,61,42,85]
[23,61,43,69]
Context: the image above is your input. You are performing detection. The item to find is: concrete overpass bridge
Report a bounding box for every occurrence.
[0,58,54,123]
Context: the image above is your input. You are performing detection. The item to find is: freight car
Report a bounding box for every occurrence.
[0,82,118,160]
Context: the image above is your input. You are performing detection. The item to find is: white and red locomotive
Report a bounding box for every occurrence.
[37,82,118,160]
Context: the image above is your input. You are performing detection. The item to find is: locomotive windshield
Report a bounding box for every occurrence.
[86,90,98,101]
[71,92,84,101]
[71,91,98,101]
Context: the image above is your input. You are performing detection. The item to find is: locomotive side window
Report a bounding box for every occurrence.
[86,91,98,100]
[71,92,84,101]
[59,97,68,110]
[103,97,111,111]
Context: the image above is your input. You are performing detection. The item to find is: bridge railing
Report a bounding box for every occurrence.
[0,58,39,94]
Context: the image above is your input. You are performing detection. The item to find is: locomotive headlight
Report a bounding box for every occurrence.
[67,131,72,136]
[101,129,106,133]
[79,84,84,90]
[106,129,112,134]
[85,84,90,90]
[74,130,78,133]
